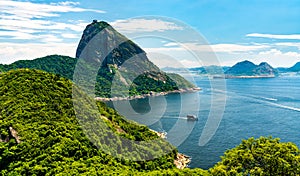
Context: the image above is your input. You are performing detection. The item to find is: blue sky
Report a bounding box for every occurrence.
[1,0,300,67]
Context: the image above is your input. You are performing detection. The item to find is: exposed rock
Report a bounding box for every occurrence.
[9,127,21,144]
[174,153,191,169]
[149,129,167,139]
[95,87,201,102]
[75,20,196,97]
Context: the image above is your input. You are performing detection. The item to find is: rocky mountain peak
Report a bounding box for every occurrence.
[75,20,149,70]
[225,60,277,77]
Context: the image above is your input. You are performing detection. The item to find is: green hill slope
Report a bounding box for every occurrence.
[0,55,77,80]
[0,69,207,175]
[0,54,196,98]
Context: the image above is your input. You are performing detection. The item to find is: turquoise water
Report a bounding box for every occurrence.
[108,76,300,169]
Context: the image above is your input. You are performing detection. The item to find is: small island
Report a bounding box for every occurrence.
[224,60,278,79]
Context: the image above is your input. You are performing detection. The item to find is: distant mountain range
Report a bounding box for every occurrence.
[224,60,278,78]
[189,66,230,75]
[277,62,300,73]
[162,66,230,75]
[163,60,300,78]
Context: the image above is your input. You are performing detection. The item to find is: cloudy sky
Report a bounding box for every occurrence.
[1,0,300,67]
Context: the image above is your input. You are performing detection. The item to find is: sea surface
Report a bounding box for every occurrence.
[107,75,300,169]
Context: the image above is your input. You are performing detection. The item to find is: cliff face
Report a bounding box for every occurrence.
[225,60,278,77]
[76,20,159,73]
[253,62,278,76]
[75,20,195,97]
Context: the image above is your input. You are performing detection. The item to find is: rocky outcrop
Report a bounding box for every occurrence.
[149,129,167,139]
[0,127,22,144]
[95,87,201,102]
[9,127,22,144]
[76,20,159,73]
[174,153,191,169]
[75,20,196,97]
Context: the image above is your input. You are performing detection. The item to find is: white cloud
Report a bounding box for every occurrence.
[0,17,88,32]
[180,59,203,68]
[144,47,184,52]
[0,30,63,42]
[144,42,300,67]
[0,31,34,39]
[259,49,282,55]
[259,48,300,57]
[0,0,102,46]
[57,1,80,6]
[111,19,184,33]
[215,48,300,67]
[0,0,105,20]
[275,42,300,50]
[61,33,80,39]
[144,43,270,53]
[163,42,179,47]
[0,42,77,64]
[247,33,300,40]
[146,52,203,68]
[209,43,270,53]
[40,34,64,43]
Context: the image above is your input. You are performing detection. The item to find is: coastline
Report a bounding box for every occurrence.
[95,87,201,102]
[174,153,191,169]
[149,129,167,139]
[95,89,199,169]
[213,75,276,79]
[150,128,191,169]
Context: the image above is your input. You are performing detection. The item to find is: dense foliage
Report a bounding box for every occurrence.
[0,55,77,80]
[210,136,300,175]
[0,69,299,175]
[0,69,207,175]
[0,55,195,98]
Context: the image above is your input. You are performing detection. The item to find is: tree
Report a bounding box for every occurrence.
[210,136,300,175]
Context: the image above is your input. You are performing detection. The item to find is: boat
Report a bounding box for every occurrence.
[186,115,198,121]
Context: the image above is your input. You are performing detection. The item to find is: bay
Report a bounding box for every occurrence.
[107,76,300,169]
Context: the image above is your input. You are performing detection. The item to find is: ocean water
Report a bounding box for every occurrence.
[108,76,300,169]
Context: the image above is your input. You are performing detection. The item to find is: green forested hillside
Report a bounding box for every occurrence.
[0,55,196,98]
[0,55,77,80]
[0,69,299,175]
[0,69,207,175]
[210,136,300,175]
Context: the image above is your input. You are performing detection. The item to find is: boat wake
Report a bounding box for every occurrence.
[163,116,191,120]
[264,101,300,112]
[210,89,300,112]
